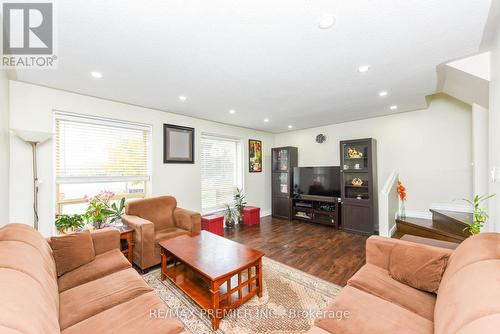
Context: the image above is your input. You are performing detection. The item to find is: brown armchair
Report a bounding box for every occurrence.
[122,196,201,271]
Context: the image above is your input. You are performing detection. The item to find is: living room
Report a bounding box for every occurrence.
[1,1,500,333]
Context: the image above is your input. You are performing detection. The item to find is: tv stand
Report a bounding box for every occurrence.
[291,196,341,228]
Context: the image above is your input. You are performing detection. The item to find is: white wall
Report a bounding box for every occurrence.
[274,94,473,214]
[488,21,500,232]
[8,81,274,236]
[0,71,9,226]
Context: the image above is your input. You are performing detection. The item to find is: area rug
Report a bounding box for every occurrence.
[143,257,342,334]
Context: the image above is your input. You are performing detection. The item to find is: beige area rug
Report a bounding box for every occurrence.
[143,257,341,334]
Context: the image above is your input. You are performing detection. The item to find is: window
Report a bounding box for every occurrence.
[55,112,152,214]
[201,134,243,212]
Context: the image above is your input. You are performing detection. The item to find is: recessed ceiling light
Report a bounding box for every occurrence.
[264,118,269,123]
[318,15,336,29]
[91,71,102,79]
[288,125,293,129]
[357,65,370,73]
[378,91,388,97]
[179,95,187,101]
[390,105,398,110]
[229,109,236,114]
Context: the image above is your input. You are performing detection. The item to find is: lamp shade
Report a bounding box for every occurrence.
[11,129,53,143]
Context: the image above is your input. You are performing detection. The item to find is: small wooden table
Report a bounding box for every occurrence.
[159,231,264,330]
[116,225,134,263]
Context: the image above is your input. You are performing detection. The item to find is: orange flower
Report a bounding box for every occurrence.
[397,180,407,201]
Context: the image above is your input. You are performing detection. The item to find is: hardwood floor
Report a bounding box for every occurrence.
[223,216,368,286]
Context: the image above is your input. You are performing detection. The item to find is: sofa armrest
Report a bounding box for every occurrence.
[122,214,155,269]
[173,208,201,235]
[91,228,120,255]
[366,235,453,270]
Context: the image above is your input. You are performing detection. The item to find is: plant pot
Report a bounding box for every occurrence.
[225,218,235,229]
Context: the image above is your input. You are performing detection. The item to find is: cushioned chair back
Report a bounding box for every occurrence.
[434,232,500,333]
[125,196,177,230]
[0,224,60,333]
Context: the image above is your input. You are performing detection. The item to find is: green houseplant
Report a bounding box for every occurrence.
[223,203,238,229]
[102,197,126,224]
[55,214,85,234]
[233,188,247,224]
[462,194,495,235]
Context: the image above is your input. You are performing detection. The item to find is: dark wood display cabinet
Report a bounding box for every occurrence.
[271,147,298,219]
[340,138,378,235]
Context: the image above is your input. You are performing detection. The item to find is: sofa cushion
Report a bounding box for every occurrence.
[389,243,449,293]
[455,314,500,334]
[0,268,60,334]
[347,264,436,321]
[155,228,190,245]
[51,230,96,276]
[126,196,177,230]
[58,248,131,292]
[59,268,152,329]
[61,291,185,334]
[314,286,433,334]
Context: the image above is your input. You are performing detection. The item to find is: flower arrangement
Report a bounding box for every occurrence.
[397,179,407,219]
[83,191,126,229]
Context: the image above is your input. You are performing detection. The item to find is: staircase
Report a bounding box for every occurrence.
[395,209,472,243]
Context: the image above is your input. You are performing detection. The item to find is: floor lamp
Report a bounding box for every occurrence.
[11,129,53,231]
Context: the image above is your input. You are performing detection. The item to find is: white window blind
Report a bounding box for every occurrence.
[201,134,242,212]
[55,112,152,184]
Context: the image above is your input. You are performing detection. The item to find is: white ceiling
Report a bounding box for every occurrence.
[15,0,492,133]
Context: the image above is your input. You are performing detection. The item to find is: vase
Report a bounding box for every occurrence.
[398,200,406,219]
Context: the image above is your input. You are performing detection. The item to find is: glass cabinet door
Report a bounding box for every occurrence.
[342,143,369,171]
[273,172,289,196]
[343,172,370,200]
[273,149,289,172]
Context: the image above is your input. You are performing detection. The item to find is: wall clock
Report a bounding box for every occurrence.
[315,134,326,143]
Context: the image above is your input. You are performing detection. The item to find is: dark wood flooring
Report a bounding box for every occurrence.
[223,216,368,286]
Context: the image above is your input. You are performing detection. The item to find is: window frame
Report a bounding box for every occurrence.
[53,111,152,215]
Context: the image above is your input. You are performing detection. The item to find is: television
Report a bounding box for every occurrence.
[293,166,341,198]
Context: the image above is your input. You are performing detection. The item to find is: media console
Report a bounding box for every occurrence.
[291,195,341,228]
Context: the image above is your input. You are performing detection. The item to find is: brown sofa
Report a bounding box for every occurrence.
[308,233,500,334]
[0,223,185,334]
[122,196,201,271]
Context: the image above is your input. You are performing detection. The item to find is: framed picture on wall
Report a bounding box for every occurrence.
[249,139,262,172]
[163,124,195,163]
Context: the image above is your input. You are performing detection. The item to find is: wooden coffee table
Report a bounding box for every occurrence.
[159,231,264,330]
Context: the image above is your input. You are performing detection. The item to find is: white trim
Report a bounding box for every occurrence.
[260,210,271,218]
[378,170,398,237]
[404,210,433,220]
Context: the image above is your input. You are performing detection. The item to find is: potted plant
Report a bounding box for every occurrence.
[233,188,247,224]
[55,214,85,234]
[84,191,115,229]
[462,194,495,235]
[102,197,126,225]
[223,203,238,229]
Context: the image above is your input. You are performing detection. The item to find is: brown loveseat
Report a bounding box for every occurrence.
[122,196,202,271]
[0,223,185,334]
[308,233,500,334]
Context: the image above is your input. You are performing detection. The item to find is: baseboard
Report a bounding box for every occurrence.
[260,210,271,218]
[389,223,398,237]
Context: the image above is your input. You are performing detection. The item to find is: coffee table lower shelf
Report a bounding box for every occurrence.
[160,251,263,330]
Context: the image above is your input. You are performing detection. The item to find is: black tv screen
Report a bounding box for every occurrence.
[293,166,341,198]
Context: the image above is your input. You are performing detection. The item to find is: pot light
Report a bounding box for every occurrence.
[357,65,370,73]
[390,105,398,110]
[288,125,293,129]
[91,71,103,79]
[264,118,269,123]
[318,15,336,29]
[229,109,236,114]
[378,91,388,97]
[179,95,187,101]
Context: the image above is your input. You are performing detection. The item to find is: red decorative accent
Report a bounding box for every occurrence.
[243,206,260,226]
[201,215,224,236]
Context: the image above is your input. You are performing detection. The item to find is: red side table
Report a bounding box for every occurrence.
[201,214,224,236]
[243,206,260,226]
